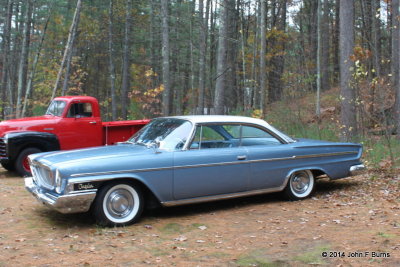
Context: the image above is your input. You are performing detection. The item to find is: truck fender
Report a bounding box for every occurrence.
[5,131,60,161]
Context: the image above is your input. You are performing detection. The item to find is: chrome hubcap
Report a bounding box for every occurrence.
[291,173,310,194]
[107,189,134,218]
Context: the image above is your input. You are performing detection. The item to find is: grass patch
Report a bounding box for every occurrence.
[146,247,169,257]
[161,223,184,234]
[203,251,230,259]
[190,223,207,229]
[236,250,290,267]
[292,245,329,265]
[236,256,290,267]
[377,232,396,239]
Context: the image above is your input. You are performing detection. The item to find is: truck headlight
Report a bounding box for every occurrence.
[55,169,62,194]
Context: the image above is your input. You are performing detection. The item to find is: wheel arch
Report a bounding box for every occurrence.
[5,131,60,161]
[88,176,163,209]
[283,167,328,188]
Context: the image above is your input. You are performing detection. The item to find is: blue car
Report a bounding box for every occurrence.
[25,116,365,226]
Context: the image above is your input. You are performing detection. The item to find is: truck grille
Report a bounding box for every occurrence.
[31,163,55,190]
[0,138,7,158]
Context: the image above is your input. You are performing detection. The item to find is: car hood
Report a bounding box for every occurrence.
[31,144,152,168]
[0,115,59,135]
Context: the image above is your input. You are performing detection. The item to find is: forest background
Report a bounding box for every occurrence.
[0,0,399,169]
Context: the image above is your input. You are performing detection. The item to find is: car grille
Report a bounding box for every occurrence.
[0,138,7,158]
[31,163,55,190]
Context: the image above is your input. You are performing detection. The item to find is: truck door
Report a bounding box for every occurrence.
[58,101,103,150]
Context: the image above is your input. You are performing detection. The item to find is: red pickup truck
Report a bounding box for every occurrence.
[0,96,149,176]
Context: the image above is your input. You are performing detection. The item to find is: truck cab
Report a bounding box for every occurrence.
[0,96,148,176]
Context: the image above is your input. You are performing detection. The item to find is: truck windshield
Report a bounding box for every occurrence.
[46,100,66,116]
[129,118,192,151]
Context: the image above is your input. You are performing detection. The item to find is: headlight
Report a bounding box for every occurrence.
[55,169,62,194]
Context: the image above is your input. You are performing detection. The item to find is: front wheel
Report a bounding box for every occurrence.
[15,147,42,177]
[92,182,144,227]
[284,170,315,200]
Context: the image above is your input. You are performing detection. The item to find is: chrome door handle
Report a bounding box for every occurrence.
[237,155,247,160]
[89,121,97,124]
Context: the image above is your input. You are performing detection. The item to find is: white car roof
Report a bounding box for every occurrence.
[172,115,270,126]
[164,115,295,143]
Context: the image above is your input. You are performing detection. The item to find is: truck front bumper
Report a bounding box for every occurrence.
[25,177,97,214]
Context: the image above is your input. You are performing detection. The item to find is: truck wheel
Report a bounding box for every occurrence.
[1,161,15,171]
[92,181,144,227]
[15,148,41,177]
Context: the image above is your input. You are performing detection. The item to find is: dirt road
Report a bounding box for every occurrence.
[0,168,398,266]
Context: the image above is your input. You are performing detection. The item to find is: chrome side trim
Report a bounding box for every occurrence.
[71,166,174,177]
[161,186,285,207]
[70,151,357,178]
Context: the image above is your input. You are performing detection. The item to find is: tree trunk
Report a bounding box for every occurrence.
[161,0,171,116]
[252,1,260,108]
[393,0,400,136]
[268,0,287,103]
[316,0,322,117]
[321,0,330,91]
[259,0,267,113]
[108,0,117,121]
[214,0,229,115]
[339,0,357,141]
[22,3,52,117]
[333,0,340,84]
[121,0,132,120]
[16,0,33,118]
[197,0,210,114]
[1,0,13,118]
[51,0,82,100]
[225,0,238,109]
[371,0,381,77]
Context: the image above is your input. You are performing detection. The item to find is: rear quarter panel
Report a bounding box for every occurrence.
[247,140,362,191]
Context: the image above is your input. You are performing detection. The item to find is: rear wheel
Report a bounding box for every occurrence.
[284,170,315,200]
[15,147,41,177]
[92,182,144,227]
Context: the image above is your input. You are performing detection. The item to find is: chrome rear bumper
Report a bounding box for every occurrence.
[349,164,366,176]
[25,177,96,214]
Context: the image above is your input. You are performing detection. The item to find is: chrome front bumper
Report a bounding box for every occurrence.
[25,177,97,214]
[349,164,366,176]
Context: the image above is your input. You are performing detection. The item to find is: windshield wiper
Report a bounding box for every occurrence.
[134,140,147,147]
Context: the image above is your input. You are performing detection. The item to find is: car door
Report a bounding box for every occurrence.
[173,124,249,200]
[240,124,295,190]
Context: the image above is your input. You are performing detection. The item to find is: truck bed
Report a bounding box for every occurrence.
[102,119,149,145]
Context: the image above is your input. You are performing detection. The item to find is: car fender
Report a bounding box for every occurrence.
[5,131,60,161]
[66,172,170,204]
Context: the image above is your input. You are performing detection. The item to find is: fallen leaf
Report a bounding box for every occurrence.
[174,235,187,242]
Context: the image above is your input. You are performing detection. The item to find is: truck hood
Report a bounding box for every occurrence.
[0,115,59,135]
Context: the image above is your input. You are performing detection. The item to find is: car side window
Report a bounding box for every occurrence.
[190,125,234,149]
[67,103,93,118]
[240,125,281,146]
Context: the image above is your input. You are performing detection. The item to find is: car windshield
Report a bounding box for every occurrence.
[129,118,192,151]
[46,100,66,116]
